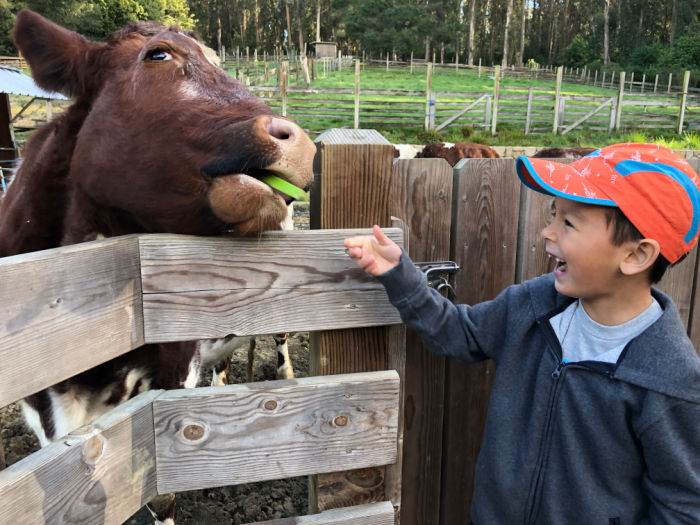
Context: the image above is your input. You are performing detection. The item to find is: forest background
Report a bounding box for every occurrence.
[0,0,697,86]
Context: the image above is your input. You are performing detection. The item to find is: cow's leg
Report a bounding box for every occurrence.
[146,493,176,525]
[274,333,294,379]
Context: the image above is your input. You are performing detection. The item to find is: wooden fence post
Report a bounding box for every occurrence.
[525,87,534,134]
[602,71,606,88]
[309,129,401,520]
[425,63,434,130]
[594,70,598,86]
[491,65,500,136]
[629,71,634,93]
[410,51,414,74]
[553,65,563,134]
[354,60,361,129]
[615,71,626,131]
[478,57,482,77]
[667,73,673,92]
[654,74,659,93]
[678,70,690,134]
[281,61,288,117]
[391,157,453,525]
[610,70,615,89]
[484,95,491,129]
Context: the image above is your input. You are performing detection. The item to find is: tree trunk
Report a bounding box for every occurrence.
[670,0,677,45]
[604,0,610,64]
[636,0,644,46]
[296,0,304,54]
[285,1,293,53]
[217,16,222,56]
[518,0,527,66]
[468,0,476,65]
[316,0,321,41]
[425,36,431,61]
[502,0,514,68]
[255,0,260,48]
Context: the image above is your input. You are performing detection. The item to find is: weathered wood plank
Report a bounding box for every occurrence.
[390,158,453,525]
[140,230,403,342]
[441,158,521,523]
[153,371,399,493]
[248,501,395,525]
[0,390,160,525]
[0,235,144,407]
[310,129,396,516]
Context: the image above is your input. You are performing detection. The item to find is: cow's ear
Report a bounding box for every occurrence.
[12,10,104,98]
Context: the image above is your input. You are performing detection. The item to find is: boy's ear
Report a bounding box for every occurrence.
[619,239,661,277]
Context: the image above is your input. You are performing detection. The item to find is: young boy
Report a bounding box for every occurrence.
[344,143,700,523]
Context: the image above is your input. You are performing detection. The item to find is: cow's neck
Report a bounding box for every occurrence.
[0,103,90,257]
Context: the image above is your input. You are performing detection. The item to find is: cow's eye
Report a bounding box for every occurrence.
[145,48,172,61]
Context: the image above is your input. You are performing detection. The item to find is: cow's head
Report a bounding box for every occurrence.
[12,10,315,237]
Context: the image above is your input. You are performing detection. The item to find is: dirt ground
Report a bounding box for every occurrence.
[0,333,312,524]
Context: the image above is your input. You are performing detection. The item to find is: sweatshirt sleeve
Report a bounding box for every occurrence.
[639,399,700,524]
[375,250,526,363]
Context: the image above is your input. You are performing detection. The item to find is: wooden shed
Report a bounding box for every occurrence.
[310,41,337,58]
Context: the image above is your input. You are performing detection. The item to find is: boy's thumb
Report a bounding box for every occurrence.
[373,225,392,245]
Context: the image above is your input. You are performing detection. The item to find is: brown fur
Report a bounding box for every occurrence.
[532,147,596,159]
[416,142,500,166]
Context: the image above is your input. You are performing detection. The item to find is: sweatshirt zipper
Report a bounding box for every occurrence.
[523,320,568,524]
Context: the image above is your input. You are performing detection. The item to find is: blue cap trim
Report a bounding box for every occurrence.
[515,156,617,207]
[614,160,700,244]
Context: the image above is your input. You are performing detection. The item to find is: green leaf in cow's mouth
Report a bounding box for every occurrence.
[260,175,309,202]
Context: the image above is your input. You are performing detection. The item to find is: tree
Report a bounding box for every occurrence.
[603,0,610,64]
[501,0,514,67]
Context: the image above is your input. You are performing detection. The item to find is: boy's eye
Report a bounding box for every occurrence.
[564,219,574,227]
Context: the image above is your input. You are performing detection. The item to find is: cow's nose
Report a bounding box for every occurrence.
[257,116,316,189]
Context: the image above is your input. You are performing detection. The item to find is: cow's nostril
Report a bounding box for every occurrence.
[266,117,295,141]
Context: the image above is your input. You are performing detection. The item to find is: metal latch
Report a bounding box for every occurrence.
[414,261,460,301]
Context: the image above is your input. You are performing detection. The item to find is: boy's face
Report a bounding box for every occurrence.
[541,197,632,301]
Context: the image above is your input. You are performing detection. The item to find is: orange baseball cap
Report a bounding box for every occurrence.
[516,143,700,263]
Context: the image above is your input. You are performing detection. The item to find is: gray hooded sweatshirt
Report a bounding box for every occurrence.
[377,252,700,524]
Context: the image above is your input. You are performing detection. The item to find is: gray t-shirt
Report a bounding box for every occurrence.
[550,298,663,363]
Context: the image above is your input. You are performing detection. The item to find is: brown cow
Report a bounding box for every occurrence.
[532,147,597,159]
[416,141,500,166]
[1,10,315,522]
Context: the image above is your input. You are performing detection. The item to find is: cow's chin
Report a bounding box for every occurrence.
[208,173,288,234]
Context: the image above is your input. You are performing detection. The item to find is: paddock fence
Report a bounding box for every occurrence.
[243,65,696,136]
[1,130,699,524]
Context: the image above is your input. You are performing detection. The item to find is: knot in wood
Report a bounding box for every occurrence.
[264,400,278,410]
[183,424,205,441]
[334,415,348,427]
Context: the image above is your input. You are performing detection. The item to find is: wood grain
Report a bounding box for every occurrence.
[310,129,396,516]
[153,371,399,493]
[0,235,143,407]
[390,158,453,525]
[0,390,160,525]
[441,158,521,523]
[140,230,403,342]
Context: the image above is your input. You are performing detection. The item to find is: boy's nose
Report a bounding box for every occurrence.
[541,223,555,241]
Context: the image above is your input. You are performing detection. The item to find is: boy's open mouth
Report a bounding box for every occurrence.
[553,256,568,273]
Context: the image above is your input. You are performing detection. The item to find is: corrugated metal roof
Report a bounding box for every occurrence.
[0,66,67,100]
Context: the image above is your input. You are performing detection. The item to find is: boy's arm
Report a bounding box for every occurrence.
[640,400,700,523]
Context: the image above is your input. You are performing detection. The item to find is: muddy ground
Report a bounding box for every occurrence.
[1,333,312,524]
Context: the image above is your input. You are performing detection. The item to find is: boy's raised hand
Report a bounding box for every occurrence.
[344,225,402,276]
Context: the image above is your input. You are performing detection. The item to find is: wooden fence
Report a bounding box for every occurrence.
[1,130,699,524]
[245,64,697,136]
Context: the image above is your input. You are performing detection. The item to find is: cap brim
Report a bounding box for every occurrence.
[516,156,616,207]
